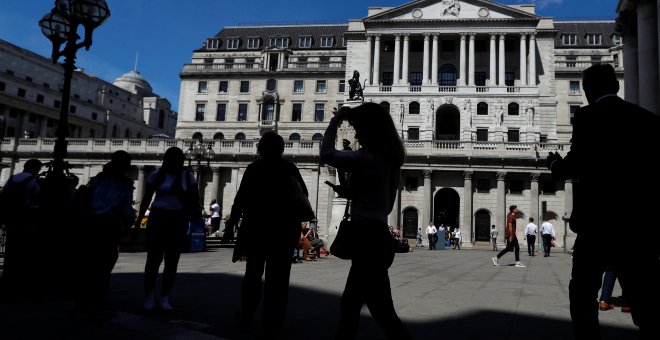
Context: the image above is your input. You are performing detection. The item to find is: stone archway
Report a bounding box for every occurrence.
[474,209,492,242]
[402,207,419,239]
[433,188,460,230]
[435,104,460,140]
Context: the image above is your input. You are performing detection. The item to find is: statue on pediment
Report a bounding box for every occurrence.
[441,0,461,17]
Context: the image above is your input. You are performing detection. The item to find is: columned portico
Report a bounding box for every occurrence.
[498,34,506,86]
[459,33,467,86]
[468,33,475,86]
[373,35,381,85]
[489,33,497,86]
[402,34,410,85]
[519,33,527,86]
[394,35,401,85]
[423,34,430,85]
[365,35,373,86]
[528,33,536,85]
[431,34,439,85]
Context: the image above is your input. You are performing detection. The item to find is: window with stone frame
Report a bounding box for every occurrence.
[338,80,345,93]
[293,80,304,93]
[508,102,519,115]
[569,105,579,124]
[407,127,420,140]
[542,179,557,194]
[586,34,601,46]
[382,72,394,86]
[569,81,580,95]
[238,103,248,121]
[508,179,523,194]
[507,129,520,142]
[195,103,205,121]
[198,81,208,94]
[216,103,226,121]
[218,81,228,93]
[476,128,488,141]
[292,103,303,122]
[299,36,312,48]
[247,38,261,49]
[409,72,423,86]
[561,34,577,45]
[477,102,488,115]
[409,101,420,114]
[476,179,490,193]
[314,103,325,122]
[240,81,250,93]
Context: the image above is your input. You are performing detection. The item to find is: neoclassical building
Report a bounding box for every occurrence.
[2,0,625,251]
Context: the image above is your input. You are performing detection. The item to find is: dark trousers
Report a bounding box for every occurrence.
[1,223,38,299]
[144,209,187,296]
[526,234,536,255]
[496,236,520,262]
[542,234,553,255]
[569,236,660,340]
[335,218,411,340]
[427,234,435,250]
[211,217,220,233]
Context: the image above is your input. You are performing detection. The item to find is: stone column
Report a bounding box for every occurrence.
[637,1,659,113]
[135,165,146,205]
[530,173,540,224]
[389,186,400,227]
[365,34,373,86]
[431,34,439,85]
[373,35,381,85]
[423,170,433,224]
[211,167,221,203]
[623,33,639,104]
[564,179,573,218]
[394,35,401,85]
[468,33,475,86]
[489,33,497,86]
[423,34,430,85]
[528,33,537,86]
[459,33,467,86]
[519,33,527,86]
[496,172,506,240]
[402,34,410,85]
[498,34,506,86]
[463,171,473,246]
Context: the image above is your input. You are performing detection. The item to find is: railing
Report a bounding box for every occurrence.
[409,86,422,92]
[476,86,489,93]
[506,86,520,93]
[438,86,457,92]
[379,86,392,92]
[183,63,262,71]
[1,138,570,159]
[286,62,346,69]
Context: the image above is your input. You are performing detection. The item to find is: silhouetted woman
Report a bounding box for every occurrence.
[226,131,308,337]
[321,102,411,339]
[135,146,200,311]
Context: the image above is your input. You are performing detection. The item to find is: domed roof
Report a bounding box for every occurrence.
[113,70,153,93]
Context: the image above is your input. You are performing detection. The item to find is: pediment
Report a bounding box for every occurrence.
[365,0,539,21]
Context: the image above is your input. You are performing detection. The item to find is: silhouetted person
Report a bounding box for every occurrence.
[226,131,308,338]
[321,103,411,340]
[547,63,660,340]
[0,159,42,300]
[76,150,134,318]
[135,146,200,311]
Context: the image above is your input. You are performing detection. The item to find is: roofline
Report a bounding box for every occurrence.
[223,22,347,29]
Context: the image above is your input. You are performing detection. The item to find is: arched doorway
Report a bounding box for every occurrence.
[474,209,492,242]
[433,188,460,230]
[402,208,418,239]
[435,105,460,140]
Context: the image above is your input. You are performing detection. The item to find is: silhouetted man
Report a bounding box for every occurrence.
[547,64,660,340]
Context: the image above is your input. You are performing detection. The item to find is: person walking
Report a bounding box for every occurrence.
[525,217,538,256]
[453,228,461,250]
[540,219,555,257]
[491,205,525,267]
[321,103,411,340]
[426,222,437,250]
[209,198,221,235]
[134,147,201,312]
[490,225,498,251]
[546,64,660,339]
[415,227,423,248]
[226,131,308,338]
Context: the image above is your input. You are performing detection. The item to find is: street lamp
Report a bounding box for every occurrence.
[185,139,215,204]
[39,0,110,183]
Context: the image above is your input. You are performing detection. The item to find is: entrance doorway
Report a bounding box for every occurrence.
[474,209,492,242]
[435,105,460,140]
[433,188,460,230]
[402,208,419,239]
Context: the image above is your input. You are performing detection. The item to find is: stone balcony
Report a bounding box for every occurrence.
[365,85,539,95]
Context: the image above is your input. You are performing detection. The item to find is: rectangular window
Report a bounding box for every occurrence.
[562,34,577,45]
[36,94,44,103]
[342,37,347,47]
[441,40,455,52]
[612,34,622,45]
[0,81,5,91]
[299,36,312,48]
[207,39,219,49]
[404,176,419,191]
[542,180,557,194]
[227,38,240,49]
[509,180,523,194]
[292,103,302,122]
[69,105,77,113]
[293,80,304,93]
[569,81,580,95]
[407,127,420,140]
[92,112,98,120]
[570,105,580,124]
[540,135,547,143]
[409,72,422,86]
[218,81,228,93]
[17,88,26,97]
[54,100,61,108]
[339,80,346,93]
[315,80,327,93]
[247,38,261,49]
[475,72,487,86]
[216,103,226,121]
[320,37,334,47]
[240,81,250,93]
[507,129,520,142]
[238,103,248,121]
[314,103,325,122]
[382,72,393,86]
[197,81,208,94]
[476,179,490,193]
[195,103,206,121]
[269,37,289,48]
[476,128,489,141]
[586,34,601,46]
[505,72,515,87]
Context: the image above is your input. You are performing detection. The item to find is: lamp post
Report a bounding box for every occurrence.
[185,139,215,205]
[39,0,110,183]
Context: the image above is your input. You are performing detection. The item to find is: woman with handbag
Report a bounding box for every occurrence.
[226,131,310,338]
[134,146,201,311]
[321,103,411,340]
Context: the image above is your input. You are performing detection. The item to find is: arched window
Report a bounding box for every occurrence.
[266,79,277,91]
[111,125,118,138]
[380,101,390,114]
[235,132,246,140]
[213,132,225,140]
[192,132,203,140]
[409,101,420,114]
[477,102,488,115]
[508,102,519,115]
[312,133,323,141]
[289,133,301,140]
[439,64,457,86]
[124,128,130,138]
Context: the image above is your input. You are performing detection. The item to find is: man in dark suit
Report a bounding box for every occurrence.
[547,64,660,340]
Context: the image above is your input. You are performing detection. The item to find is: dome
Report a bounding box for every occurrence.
[113,70,153,93]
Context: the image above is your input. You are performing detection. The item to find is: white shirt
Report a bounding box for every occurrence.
[525,222,538,236]
[541,221,555,237]
[491,228,498,238]
[211,203,220,218]
[454,229,461,240]
[426,225,437,235]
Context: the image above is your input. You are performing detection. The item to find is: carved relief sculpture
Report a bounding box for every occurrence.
[441,0,461,17]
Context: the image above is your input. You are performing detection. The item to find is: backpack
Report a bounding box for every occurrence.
[0,175,35,225]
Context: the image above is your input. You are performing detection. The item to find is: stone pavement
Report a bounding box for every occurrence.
[0,247,638,340]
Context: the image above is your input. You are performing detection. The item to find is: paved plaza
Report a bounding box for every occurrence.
[0,247,638,339]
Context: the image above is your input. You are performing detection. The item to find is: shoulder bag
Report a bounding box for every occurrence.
[330,200,354,260]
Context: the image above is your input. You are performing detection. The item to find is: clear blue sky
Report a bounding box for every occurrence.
[0,0,619,110]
